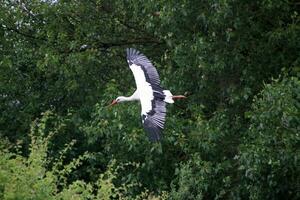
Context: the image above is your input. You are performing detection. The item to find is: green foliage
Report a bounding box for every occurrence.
[0,112,168,199]
[239,77,300,199]
[0,112,59,200]
[170,155,233,200]
[170,77,300,199]
[0,0,299,199]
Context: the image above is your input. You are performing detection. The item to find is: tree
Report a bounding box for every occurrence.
[0,0,299,199]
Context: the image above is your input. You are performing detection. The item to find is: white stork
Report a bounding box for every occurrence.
[109,48,186,141]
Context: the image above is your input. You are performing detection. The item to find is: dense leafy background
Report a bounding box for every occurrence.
[0,0,299,199]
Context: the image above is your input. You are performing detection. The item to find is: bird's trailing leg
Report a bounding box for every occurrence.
[172,95,186,100]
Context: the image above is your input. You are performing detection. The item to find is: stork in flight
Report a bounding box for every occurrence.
[109,48,186,142]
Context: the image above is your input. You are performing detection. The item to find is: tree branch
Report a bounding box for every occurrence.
[71,38,163,54]
[2,25,47,42]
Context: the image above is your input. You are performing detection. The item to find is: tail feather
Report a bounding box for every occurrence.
[163,90,174,104]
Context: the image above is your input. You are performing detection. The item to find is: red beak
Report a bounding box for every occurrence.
[108,100,118,107]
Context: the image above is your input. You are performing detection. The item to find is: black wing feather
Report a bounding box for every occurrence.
[126,48,161,85]
[126,48,167,142]
[142,100,166,142]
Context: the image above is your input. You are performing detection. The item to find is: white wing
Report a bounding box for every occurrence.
[126,48,167,141]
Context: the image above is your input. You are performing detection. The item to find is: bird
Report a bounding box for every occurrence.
[109,48,186,142]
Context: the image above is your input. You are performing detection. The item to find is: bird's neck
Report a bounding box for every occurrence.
[122,96,133,102]
[120,96,139,102]
[119,90,139,102]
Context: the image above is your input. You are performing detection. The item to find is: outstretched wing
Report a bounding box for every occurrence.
[142,100,166,141]
[126,48,161,86]
[126,48,167,141]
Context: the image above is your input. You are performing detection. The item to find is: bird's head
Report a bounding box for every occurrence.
[108,96,126,106]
